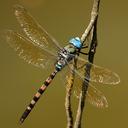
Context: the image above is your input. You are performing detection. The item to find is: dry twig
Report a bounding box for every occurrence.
[65,0,100,128]
[74,0,100,127]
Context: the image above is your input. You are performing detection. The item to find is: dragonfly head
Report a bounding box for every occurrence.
[69,37,82,49]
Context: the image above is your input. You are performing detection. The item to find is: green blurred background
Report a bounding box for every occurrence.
[0,0,127,128]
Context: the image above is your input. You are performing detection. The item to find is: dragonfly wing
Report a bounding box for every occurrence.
[73,82,108,108]
[66,59,108,108]
[4,30,56,68]
[14,5,61,54]
[87,84,108,108]
[90,63,120,85]
[75,57,120,85]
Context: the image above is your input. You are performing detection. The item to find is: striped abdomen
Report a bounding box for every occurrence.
[20,70,58,124]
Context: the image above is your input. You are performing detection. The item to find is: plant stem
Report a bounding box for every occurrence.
[74,0,100,128]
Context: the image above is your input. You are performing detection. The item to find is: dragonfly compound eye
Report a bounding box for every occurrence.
[69,37,82,49]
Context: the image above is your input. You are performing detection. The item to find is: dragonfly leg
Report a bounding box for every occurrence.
[81,45,88,49]
[79,51,89,55]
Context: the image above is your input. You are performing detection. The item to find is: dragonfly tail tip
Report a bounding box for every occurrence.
[19,118,24,125]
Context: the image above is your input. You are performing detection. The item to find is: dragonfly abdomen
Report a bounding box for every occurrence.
[20,70,58,124]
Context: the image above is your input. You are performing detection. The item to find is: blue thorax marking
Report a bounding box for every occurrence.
[55,63,62,71]
[69,37,82,49]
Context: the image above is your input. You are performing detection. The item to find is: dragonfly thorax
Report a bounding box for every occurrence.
[64,44,77,54]
[55,45,76,71]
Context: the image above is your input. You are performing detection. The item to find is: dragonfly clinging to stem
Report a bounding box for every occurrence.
[3,5,120,124]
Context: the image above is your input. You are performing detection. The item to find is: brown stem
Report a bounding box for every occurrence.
[65,58,78,128]
[74,0,100,128]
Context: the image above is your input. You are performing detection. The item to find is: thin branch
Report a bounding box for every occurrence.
[81,0,100,43]
[65,58,78,128]
[65,71,74,128]
[74,0,100,128]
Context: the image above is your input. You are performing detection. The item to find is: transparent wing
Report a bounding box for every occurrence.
[75,57,120,85]
[3,30,57,68]
[66,60,108,108]
[73,78,108,108]
[87,84,108,108]
[14,5,62,54]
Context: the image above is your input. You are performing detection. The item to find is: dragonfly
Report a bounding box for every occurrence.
[3,5,120,124]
